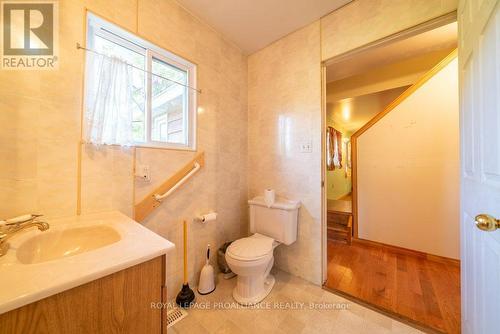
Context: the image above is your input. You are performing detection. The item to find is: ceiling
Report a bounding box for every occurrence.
[176,0,352,54]
[326,22,458,82]
[328,86,409,133]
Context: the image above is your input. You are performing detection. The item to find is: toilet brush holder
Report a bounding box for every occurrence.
[198,244,216,295]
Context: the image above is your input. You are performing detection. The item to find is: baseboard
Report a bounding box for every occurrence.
[352,238,460,267]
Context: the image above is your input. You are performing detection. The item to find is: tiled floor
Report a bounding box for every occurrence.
[170,269,423,333]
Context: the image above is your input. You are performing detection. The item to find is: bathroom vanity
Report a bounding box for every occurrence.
[0,211,174,334]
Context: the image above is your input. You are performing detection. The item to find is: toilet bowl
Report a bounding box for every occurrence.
[225,233,279,305]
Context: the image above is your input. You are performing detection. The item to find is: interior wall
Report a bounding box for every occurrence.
[0,0,248,292]
[321,0,458,61]
[245,0,458,285]
[357,58,459,259]
[326,86,412,201]
[327,86,410,131]
[248,22,322,284]
[326,48,454,102]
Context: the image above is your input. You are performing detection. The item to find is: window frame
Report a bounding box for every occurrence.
[86,13,197,151]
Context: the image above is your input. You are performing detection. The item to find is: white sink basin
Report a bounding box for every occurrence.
[16,225,121,264]
[0,211,174,315]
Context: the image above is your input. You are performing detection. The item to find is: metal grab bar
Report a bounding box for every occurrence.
[153,162,201,202]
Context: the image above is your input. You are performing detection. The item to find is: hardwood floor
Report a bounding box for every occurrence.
[325,240,461,333]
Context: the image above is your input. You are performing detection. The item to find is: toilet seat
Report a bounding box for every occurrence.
[226,234,274,262]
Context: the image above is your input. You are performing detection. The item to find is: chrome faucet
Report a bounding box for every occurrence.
[0,214,50,257]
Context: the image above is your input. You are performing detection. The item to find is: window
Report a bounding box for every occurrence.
[85,14,197,150]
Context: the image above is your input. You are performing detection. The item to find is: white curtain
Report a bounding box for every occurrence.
[326,127,342,171]
[84,52,134,146]
[332,130,340,167]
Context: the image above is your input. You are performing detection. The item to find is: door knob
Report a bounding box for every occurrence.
[474,214,500,232]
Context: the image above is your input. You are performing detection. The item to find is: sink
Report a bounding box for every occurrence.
[16,225,121,264]
[0,211,175,315]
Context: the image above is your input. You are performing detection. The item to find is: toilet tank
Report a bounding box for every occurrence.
[248,196,301,245]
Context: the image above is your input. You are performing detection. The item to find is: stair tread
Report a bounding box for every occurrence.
[328,225,350,233]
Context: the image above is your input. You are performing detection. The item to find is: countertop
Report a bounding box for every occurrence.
[0,211,175,314]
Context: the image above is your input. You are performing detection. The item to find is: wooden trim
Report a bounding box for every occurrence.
[161,254,167,334]
[347,215,352,228]
[134,151,205,222]
[321,61,328,285]
[76,142,83,215]
[346,216,352,245]
[351,49,457,139]
[351,136,358,237]
[350,48,458,240]
[132,147,137,219]
[352,238,460,267]
[76,7,89,216]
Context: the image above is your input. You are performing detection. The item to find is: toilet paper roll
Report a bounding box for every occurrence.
[264,189,275,208]
[199,212,217,224]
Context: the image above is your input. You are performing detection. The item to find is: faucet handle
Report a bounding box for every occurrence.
[2,214,43,226]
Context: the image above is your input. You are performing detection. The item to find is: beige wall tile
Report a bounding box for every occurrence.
[0,179,38,218]
[246,0,458,286]
[1,0,247,293]
[248,22,322,285]
[81,145,134,217]
[85,0,138,33]
[0,94,39,181]
[135,0,248,290]
[321,0,458,60]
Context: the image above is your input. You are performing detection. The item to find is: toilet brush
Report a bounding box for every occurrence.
[176,220,195,308]
[198,244,216,295]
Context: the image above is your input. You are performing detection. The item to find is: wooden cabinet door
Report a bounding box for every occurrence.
[0,256,164,334]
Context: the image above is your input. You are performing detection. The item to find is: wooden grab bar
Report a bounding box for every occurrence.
[134,152,205,222]
[153,162,201,202]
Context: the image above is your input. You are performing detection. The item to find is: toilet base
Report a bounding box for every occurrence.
[232,274,275,305]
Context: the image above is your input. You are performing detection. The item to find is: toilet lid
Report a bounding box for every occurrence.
[227,235,274,261]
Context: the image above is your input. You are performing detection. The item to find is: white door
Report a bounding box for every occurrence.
[459,0,500,333]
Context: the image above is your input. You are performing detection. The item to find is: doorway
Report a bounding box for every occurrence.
[322,18,461,333]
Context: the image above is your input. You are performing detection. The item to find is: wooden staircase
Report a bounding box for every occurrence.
[327,199,352,245]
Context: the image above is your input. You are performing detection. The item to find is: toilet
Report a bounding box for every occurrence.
[225,196,300,305]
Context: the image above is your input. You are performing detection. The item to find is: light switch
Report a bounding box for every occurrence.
[300,141,312,153]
